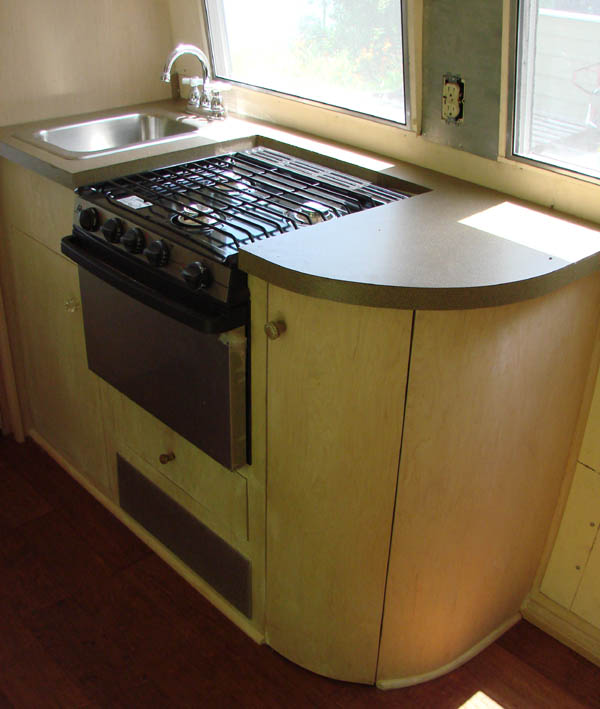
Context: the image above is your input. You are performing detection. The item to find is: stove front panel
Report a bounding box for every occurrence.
[79,267,248,470]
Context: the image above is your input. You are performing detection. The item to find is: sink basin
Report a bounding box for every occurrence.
[14,112,201,160]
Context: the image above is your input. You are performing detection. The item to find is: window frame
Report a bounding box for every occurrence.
[507,0,600,186]
[201,0,413,131]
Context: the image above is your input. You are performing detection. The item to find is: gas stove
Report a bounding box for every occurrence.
[61,146,415,472]
[69,147,412,308]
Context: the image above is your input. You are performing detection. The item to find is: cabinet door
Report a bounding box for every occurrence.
[377,276,600,684]
[265,285,412,684]
[3,226,109,493]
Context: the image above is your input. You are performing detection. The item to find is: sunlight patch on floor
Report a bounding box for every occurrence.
[458,690,505,709]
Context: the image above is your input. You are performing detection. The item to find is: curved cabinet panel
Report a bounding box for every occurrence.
[265,286,412,683]
[378,274,600,683]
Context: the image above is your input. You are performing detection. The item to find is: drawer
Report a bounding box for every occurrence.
[102,383,248,546]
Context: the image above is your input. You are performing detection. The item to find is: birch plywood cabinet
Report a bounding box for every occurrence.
[0,160,109,492]
[265,286,413,683]
[378,282,600,685]
[0,226,110,494]
[264,274,600,687]
[540,360,600,637]
[3,152,600,683]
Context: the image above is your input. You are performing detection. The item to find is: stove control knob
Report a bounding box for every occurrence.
[101,218,123,243]
[121,227,145,254]
[79,207,99,231]
[181,261,213,290]
[143,239,170,267]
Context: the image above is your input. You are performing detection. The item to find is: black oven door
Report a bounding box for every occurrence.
[61,234,248,471]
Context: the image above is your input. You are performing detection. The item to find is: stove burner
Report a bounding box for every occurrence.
[286,200,336,225]
[172,203,218,229]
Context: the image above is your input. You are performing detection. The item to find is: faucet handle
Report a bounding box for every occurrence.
[181,76,204,88]
[210,92,226,119]
[181,77,229,118]
[207,82,230,119]
[182,76,208,110]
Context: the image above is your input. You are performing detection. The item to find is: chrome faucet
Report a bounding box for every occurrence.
[161,43,227,120]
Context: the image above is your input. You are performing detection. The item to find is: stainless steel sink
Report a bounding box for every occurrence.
[14,112,202,160]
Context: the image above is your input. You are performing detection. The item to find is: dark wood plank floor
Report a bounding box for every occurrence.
[1,434,599,708]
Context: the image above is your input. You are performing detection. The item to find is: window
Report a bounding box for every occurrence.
[204,0,407,125]
[513,0,600,180]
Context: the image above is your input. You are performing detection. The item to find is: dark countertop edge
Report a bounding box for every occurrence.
[240,250,600,310]
[0,136,245,190]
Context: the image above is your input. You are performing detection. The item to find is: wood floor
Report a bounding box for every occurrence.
[0,435,599,708]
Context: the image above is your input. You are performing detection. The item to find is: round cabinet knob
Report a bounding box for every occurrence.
[79,207,99,231]
[121,227,145,253]
[100,217,123,243]
[265,320,287,340]
[181,261,213,290]
[64,297,80,313]
[159,451,176,464]
[143,239,170,267]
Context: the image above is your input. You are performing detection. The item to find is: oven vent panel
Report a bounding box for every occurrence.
[246,146,412,204]
[117,455,252,618]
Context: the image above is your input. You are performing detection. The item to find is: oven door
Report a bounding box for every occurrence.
[61,234,248,470]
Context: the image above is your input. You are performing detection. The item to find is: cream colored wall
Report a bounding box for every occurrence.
[0,0,174,127]
[168,0,207,47]
[165,0,210,81]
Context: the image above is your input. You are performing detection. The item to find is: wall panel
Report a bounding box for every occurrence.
[0,0,174,127]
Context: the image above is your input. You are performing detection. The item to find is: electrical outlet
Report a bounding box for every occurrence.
[442,74,464,124]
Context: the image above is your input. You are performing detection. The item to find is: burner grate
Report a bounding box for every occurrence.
[80,148,411,263]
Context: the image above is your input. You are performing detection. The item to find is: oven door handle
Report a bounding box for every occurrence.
[60,234,248,334]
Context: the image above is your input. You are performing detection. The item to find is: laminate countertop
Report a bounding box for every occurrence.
[2,99,600,309]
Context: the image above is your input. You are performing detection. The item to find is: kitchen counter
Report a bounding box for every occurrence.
[2,98,600,310]
[3,100,600,686]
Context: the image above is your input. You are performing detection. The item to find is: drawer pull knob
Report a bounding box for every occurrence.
[64,298,80,312]
[159,451,176,464]
[265,320,287,340]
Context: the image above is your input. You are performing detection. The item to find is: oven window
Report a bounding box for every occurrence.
[513,0,600,180]
[204,0,407,125]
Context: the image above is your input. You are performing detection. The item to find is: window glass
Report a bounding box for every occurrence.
[514,0,600,179]
[205,0,406,124]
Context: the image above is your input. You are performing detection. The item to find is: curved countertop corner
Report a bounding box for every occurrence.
[238,179,600,310]
[2,99,600,311]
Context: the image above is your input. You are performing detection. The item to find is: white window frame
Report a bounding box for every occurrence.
[509,0,600,185]
[201,0,415,134]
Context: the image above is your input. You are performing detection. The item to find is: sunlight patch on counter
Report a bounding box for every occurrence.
[259,126,396,172]
[459,201,600,263]
[458,690,505,708]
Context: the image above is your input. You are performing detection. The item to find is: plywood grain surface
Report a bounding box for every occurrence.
[265,285,413,683]
[377,273,600,682]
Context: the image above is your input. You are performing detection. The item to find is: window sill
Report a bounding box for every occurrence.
[222,84,416,159]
